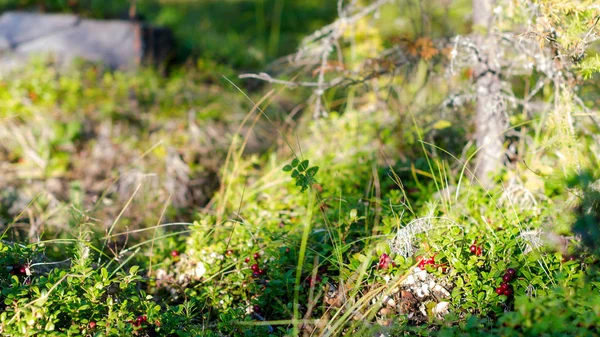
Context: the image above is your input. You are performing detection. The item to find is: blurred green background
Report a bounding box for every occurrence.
[0,0,338,69]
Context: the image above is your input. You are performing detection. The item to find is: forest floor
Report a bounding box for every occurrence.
[0,1,599,337]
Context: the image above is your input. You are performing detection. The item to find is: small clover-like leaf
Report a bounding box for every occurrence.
[298,160,309,172]
[283,165,293,172]
[291,169,300,178]
[291,158,300,167]
[306,166,319,177]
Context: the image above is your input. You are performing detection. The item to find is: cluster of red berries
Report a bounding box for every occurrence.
[305,274,322,287]
[128,315,148,327]
[245,252,266,277]
[306,265,329,287]
[417,255,435,269]
[90,317,158,330]
[378,253,396,269]
[415,255,448,272]
[495,268,516,297]
[561,255,578,263]
[305,264,331,287]
[469,243,482,256]
[9,264,28,276]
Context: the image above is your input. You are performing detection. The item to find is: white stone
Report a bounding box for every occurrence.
[433,301,450,318]
[156,269,167,279]
[421,284,430,296]
[194,262,206,278]
[433,284,451,297]
[382,296,395,307]
[414,268,428,281]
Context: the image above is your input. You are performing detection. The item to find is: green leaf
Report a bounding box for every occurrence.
[291,158,299,167]
[129,265,139,275]
[283,164,293,172]
[298,160,309,172]
[432,120,452,130]
[291,169,300,178]
[306,166,319,177]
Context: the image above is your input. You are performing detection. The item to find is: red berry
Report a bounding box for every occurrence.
[475,247,482,256]
[506,268,516,276]
[258,269,266,275]
[495,287,504,295]
[89,321,96,329]
[244,257,250,263]
[470,245,477,253]
[250,264,259,272]
[310,276,322,286]
[502,274,512,282]
[253,252,260,260]
[418,261,426,269]
[171,250,180,257]
[426,257,435,265]
[11,264,23,275]
[226,249,234,256]
[500,282,509,291]
[141,315,147,322]
[136,316,143,324]
[18,266,27,275]
[503,288,513,296]
[133,321,140,327]
[379,253,392,269]
[285,247,290,253]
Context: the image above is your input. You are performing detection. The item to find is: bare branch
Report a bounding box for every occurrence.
[238,72,344,89]
[240,0,393,118]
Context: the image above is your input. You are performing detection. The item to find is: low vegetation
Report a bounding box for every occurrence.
[1,0,599,336]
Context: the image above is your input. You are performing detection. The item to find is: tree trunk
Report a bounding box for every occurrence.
[472,0,505,187]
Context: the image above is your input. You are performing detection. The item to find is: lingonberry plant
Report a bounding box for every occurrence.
[0,0,598,336]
